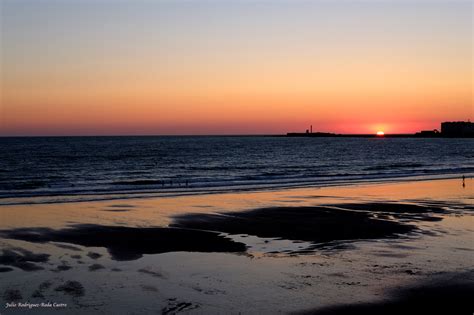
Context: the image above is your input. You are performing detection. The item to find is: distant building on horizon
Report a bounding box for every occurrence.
[441,121,474,137]
[287,121,474,138]
[415,129,440,137]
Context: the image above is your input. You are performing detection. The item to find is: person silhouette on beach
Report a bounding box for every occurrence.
[462,175,465,188]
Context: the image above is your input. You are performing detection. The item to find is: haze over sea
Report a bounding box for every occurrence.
[1,136,472,204]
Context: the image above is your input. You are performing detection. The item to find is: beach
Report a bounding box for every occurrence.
[0,177,472,314]
[2,0,473,313]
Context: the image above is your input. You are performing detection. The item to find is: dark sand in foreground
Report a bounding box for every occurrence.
[0,178,472,314]
[298,271,474,315]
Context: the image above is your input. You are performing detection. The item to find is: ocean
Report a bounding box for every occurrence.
[0,136,472,204]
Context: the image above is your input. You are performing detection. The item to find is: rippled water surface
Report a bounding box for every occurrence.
[0,136,472,203]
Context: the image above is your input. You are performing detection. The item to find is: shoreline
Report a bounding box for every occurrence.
[1,172,472,206]
[0,177,472,314]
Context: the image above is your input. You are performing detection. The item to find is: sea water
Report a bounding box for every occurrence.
[0,136,472,204]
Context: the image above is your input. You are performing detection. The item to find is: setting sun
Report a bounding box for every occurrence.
[1,1,473,314]
[1,0,472,136]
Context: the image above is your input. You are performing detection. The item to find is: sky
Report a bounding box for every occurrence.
[1,0,472,136]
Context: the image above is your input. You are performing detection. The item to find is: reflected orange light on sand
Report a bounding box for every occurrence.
[0,178,470,230]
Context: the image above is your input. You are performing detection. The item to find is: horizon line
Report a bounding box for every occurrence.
[0,132,442,138]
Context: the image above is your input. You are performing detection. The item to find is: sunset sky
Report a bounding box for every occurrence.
[1,0,472,136]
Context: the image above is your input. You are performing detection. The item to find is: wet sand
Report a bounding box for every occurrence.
[0,225,246,261]
[0,178,472,314]
[298,271,474,315]
[172,203,443,248]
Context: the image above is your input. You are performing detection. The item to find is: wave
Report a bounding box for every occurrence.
[1,136,472,205]
[0,167,472,206]
[364,162,425,171]
[111,180,166,186]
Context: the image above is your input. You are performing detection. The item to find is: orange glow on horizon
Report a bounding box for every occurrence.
[1,1,471,136]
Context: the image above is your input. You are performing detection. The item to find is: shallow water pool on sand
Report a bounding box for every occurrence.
[0,178,472,314]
